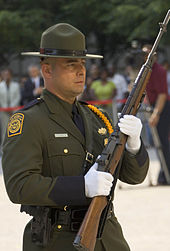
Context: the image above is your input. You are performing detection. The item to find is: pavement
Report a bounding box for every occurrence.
[0,147,170,251]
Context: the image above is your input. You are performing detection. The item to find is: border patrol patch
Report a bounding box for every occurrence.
[7,113,24,137]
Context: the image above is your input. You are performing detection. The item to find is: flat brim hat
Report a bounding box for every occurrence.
[21,23,103,59]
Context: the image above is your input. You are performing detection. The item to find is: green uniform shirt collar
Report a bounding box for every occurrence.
[41,89,85,144]
[42,89,78,117]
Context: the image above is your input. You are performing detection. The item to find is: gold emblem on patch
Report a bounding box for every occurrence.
[8,113,24,137]
[104,138,108,146]
[98,127,107,135]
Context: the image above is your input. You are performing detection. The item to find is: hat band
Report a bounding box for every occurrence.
[40,48,87,56]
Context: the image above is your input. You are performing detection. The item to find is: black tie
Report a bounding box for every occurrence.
[72,104,85,136]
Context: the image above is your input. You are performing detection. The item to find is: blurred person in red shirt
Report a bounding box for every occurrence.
[143,44,170,185]
[162,60,170,99]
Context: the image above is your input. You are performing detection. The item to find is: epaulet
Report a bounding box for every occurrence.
[86,104,114,134]
[20,98,43,111]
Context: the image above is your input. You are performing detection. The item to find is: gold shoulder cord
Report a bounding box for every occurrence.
[87,104,114,134]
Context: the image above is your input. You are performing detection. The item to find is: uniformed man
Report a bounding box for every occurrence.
[2,23,149,251]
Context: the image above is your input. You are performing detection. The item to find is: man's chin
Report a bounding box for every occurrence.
[76,87,85,95]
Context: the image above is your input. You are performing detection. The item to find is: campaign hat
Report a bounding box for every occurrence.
[22,23,103,59]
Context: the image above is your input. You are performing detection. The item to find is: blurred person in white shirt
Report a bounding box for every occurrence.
[0,68,21,145]
[108,64,128,112]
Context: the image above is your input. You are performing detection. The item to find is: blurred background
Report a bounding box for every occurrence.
[0,1,170,250]
[0,0,170,75]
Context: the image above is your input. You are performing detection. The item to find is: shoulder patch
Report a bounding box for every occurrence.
[7,113,24,137]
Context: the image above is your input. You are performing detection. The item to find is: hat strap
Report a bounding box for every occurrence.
[40,48,87,57]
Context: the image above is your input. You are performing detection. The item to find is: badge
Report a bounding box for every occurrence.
[104,138,108,146]
[7,113,24,137]
[98,128,107,135]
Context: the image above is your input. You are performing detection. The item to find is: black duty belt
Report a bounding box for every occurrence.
[52,203,113,232]
[27,204,113,246]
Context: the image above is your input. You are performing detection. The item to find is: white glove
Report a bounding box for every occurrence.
[118,115,142,154]
[84,162,113,198]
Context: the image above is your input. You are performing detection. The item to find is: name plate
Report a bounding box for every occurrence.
[54,133,68,138]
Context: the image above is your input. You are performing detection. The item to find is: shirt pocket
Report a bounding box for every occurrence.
[47,138,85,176]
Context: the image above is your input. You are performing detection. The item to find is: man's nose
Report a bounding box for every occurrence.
[77,64,85,75]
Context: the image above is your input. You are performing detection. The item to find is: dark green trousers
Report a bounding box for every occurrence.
[23,213,130,251]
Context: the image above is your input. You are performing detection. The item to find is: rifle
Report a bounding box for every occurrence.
[73,9,170,251]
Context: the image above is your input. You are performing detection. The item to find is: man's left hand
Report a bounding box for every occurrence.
[149,112,160,127]
[118,115,142,154]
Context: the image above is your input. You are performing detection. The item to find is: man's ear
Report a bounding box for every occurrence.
[41,63,52,79]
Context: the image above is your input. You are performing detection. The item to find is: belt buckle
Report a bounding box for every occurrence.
[85,152,93,164]
[55,210,71,225]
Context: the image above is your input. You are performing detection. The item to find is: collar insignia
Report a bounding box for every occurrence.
[98,127,107,135]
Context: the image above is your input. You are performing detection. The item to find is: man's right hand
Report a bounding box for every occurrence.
[84,162,113,198]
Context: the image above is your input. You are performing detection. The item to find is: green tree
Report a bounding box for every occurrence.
[57,0,170,61]
[0,0,169,65]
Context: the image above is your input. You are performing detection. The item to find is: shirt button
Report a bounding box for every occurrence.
[64,148,69,154]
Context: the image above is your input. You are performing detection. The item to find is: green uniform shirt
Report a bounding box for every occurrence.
[2,89,149,251]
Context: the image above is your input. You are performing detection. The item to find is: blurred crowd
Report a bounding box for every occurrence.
[0,46,170,184]
[0,65,44,147]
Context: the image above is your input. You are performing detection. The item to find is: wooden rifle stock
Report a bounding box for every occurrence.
[74,135,127,251]
[74,196,107,251]
[73,9,170,251]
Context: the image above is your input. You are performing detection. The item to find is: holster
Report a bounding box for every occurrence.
[21,205,54,247]
[31,207,53,247]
